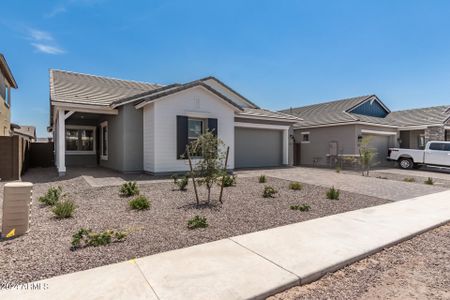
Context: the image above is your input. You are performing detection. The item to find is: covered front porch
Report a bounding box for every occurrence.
[53,105,118,176]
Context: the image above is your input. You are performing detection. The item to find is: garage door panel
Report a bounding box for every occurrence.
[235,127,282,168]
[362,134,392,166]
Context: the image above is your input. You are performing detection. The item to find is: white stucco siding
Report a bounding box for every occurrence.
[144,86,235,173]
[143,103,155,172]
[202,78,254,108]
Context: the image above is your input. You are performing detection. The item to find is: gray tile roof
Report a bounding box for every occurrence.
[238,108,302,122]
[50,70,161,106]
[281,95,450,128]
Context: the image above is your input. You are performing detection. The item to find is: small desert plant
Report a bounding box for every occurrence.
[221,174,237,187]
[71,228,127,250]
[129,195,150,210]
[258,175,267,183]
[120,181,139,197]
[403,177,416,182]
[376,176,388,180]
[39,186,62,206]
[290,204,311,212]
[52,199,76,218]
[335,166,341,173]
[424,177,434,185]
[171,173,179,184]
[326,186,340,200]
[289,182,303,190]
[263,186,278,198]
[187,215,208,229]
[175,176,189,191]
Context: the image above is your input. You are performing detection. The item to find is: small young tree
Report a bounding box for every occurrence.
[188,130,228,205]
[358,136,377,176]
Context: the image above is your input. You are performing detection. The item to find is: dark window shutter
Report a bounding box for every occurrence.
[208,118,218,136]
[177,116,188,159]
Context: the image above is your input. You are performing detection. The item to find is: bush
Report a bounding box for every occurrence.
[335,166,341,173]
[424,177,434,185]
[171,173,179,184]
[290,204,311,212]
[120,181,139,197]
[129,195,151,210]
[326,186,340,200]
[187,216,208,229]
[289,182,303,190]
[176,176,189,191]
[39,186,62,206]
[258,175,267,183]
[403,177,416,182]
[263,186,278,198]
[52,199,76,218]
[222,174,237,187]
[71,228,127,250]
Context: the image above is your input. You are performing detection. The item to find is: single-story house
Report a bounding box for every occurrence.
[280,95,450,167]
[49,70,300,175]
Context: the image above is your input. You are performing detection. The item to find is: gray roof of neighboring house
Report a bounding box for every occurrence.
[13,125,36,139]
[281,95,450,128]
[0,54,18,88]
[50,69,161,106]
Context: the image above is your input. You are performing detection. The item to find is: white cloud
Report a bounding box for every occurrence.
[27,28,65,55]
[31,43,65,55]
[45,6,67,18]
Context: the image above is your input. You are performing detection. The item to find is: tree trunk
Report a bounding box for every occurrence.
[207,187,211,204]
[218,146,230,204]
[187,148,200,206]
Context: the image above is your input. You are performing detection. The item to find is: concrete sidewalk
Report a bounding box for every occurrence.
[2,190,450,300]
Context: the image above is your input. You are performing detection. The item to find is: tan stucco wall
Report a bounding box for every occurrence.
[294,125,358,166]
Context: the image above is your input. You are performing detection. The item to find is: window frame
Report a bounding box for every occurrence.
[100,121,108,160]
[187,117,205,157]
[65,125,96,155]
[301,131,310,144]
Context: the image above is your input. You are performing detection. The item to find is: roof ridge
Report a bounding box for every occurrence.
[282,94,374,112]
[390,105,450,113]
[50,69,162,87]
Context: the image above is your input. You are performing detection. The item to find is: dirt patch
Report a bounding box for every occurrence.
[0,174,388,284]
[269,223,450,300]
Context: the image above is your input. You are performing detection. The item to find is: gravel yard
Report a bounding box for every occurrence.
[370,171,450,189]
[269,223,450,300]
[0,172,388,284]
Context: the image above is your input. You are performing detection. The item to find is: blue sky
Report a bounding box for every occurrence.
[2,0,450,137]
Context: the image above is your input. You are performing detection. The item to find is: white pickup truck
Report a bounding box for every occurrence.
[388,141,450,169]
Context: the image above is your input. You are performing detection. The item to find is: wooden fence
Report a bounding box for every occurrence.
[0,136,30,181]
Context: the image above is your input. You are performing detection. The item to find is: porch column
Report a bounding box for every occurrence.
[57,109,66,176]
[282,128,289,165]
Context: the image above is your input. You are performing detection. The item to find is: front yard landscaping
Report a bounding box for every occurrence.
[0,174,389,284]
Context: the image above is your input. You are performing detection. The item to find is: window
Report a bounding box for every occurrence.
[301,132,310,143]
[100,121,108,160]
[65,126,95,154]
[188,118,204,156]
[429,143,445,151]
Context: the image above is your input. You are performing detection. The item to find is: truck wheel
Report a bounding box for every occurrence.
[399,158,413,169]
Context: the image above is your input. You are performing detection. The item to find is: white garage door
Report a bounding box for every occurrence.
[362,134,391,165]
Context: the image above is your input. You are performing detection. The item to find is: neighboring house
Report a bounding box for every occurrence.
[281,95,450,167]
[12,125,36,142]
[49,70,300,175]
[0,54,18,136]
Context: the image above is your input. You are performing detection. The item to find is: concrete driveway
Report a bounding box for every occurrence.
[236,167,447,201]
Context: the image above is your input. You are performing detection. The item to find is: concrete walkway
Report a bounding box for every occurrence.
[2,190,450,300]
[236,167,445,201]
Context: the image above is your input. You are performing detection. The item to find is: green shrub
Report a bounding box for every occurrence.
[171,173,179,184]
[290,204,311,212]
[176,176,189,191]
[187,216,208,229]
[39,186,62,206]
[71,228,127,250]
[222,174,237,187]
[120,181,139,197]
[52,199,76,218]
[335,166,341,173]
[403,177,416,182]
[258,175,267,183]
[326,186,340,200]
[424,177,434,185]
[289,182,303,190]
[129,195,150,210]
[263,186,278,198]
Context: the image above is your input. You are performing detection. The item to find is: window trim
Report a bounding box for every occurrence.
[187,117,205,158]
[100,121,108,160]
[65,125,96,155]
[301,131,310,144]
